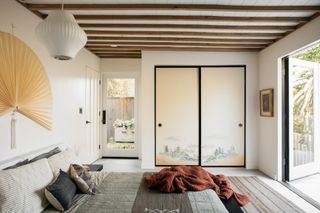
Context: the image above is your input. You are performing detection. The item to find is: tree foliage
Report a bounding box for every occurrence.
[294,44,320,63]
[291,44,319,134]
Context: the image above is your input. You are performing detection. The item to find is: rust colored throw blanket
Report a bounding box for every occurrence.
[145,166,249,206]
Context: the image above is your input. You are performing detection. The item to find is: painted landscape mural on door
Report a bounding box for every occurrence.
[156,137,199,165]
[201,143,244,166]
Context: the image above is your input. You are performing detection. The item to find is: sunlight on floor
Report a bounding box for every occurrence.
[290,174,320,204]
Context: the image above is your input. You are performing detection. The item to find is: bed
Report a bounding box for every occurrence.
[0,146,305,213]
[43,172,240,213]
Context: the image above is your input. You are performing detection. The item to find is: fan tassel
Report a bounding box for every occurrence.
[11,111,17,149]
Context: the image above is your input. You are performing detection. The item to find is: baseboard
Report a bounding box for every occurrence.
[101,156,139,159]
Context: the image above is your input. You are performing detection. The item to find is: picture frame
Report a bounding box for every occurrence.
[260,88,274,117]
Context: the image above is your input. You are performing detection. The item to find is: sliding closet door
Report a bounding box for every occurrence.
[155,67,199,166]
[201,67,245,166]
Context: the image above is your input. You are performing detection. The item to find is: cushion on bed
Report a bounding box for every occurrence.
[0,158,54,213]
[29,147,61,163]
[45,170,77,212]
[48,148,79,176]
[3,159,29,170]
[70,164,95,194]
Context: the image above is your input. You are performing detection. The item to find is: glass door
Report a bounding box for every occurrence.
[102,73,139,158]
[288,58,319,181]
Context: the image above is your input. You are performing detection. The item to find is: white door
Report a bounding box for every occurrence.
[155,67,199,166]
[84,66,100,163]
[201,67,245,166]
[102,72,139,158]
[288,58,320,180]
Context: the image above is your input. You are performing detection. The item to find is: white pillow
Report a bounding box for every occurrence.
[48,148,80,176]
[0,158,54,213]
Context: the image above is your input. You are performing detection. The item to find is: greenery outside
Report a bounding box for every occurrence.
[292,44,319,134]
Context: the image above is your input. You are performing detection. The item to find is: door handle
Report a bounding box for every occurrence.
[238,123,243,127]
[86,121,92,124]
[102,110,106,124]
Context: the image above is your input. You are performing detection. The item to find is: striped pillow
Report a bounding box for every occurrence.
[0,159,54,213]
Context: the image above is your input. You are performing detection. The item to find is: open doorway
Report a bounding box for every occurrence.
[102,73,139,158]
[283,42,320,205]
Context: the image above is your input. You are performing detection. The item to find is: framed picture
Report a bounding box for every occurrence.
[260,88,274,117]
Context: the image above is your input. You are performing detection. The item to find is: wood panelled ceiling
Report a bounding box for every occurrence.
[18,0,320,59]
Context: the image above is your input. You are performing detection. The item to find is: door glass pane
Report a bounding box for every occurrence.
[291,63,314,167]
[106,78,135,150]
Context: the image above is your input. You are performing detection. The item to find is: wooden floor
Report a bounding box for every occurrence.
[94,158,320,212]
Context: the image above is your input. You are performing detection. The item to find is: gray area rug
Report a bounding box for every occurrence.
[43,173,305,213]
[229,176,305,213]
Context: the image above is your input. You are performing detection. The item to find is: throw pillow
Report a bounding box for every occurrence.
[0,159,54,213]
[45,170,77,211]
[69,164,95,195]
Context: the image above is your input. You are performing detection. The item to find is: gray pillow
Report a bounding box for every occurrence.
[3,159,29,170]
[45,170,77,211]
[30,147,61,163]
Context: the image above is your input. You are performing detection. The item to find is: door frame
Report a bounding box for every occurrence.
[101,71,140,158]
[283,57,320,181]
[282,57,320,211]
[154,65,246,167]
[84,66,101,163]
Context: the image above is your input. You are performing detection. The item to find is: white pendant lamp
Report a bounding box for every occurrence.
[35,1,87,60]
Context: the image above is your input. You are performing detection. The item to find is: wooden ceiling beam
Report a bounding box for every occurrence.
[91,49,141,53]
[99,55,142,58]
[86,41,267,48]
[27,4,320,12]
[87,46,262,50]
[91,49,141,52]
[96,53,141,56]
[85,30,285,38]
[79,23,296,31]
[73,15,308,23]
[87,36,275,43]
[86,46,262,52]
[94,52,141,54]
[98,56,142,58]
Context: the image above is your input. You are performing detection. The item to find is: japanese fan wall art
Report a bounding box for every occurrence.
[0,31,52,148]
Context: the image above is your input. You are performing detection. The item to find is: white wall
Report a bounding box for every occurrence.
[258,16,320,180]
[100,59,141,73]
[141,51,259,169]
[0,0,100,162]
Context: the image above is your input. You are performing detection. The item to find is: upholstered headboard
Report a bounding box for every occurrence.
[0,143,67,170]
